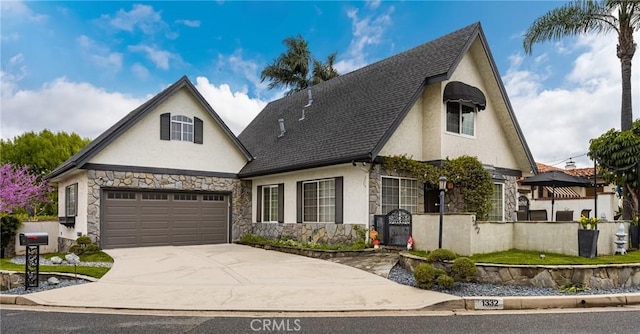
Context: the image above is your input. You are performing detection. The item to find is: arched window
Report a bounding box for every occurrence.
[171,115,193,141]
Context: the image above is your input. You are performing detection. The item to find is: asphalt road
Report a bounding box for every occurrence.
[2,308,640,334]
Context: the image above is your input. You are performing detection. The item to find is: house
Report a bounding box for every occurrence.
[49,22,536,250]
[520,162,620,221]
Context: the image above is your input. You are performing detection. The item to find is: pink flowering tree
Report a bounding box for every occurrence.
[0,163,49,214]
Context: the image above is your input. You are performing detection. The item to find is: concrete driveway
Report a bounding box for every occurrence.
[21,244,461,311]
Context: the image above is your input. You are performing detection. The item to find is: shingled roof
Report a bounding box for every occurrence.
[238,22,525,177]
[48,76,252,180]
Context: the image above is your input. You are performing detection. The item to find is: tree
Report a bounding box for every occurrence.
[523,0,638,131]
[588,118,640,218]
[1,130,91,177]
[0,129,91,178]
[0,164,49,214]
[261,35,339,95]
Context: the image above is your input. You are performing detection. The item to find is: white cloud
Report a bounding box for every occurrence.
[194,77,268,135]
[1,78,144,140]
[505,32,640,168]
[366,0,381,9]
[176,19,200,28]
[101,4,168,35]
[131,63,149,80]
[216,50,270,97]
[0,1,47,21]
[77,35,123,72]
[128,44,178,70]
[1,33,20,41]
[334,7,394,74]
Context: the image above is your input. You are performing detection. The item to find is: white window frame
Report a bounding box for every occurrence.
[381,176,418,214]
[445,101,476,137]
[489,183,505,221]
[171,115,194,141]
[302,179,335,223]
[262,185,279,223]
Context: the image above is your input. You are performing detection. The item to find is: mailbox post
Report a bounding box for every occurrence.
[19,232,48,290]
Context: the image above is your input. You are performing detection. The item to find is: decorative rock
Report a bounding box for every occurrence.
[50,256,63,264]
[530,271,558,288]
[65,253,80,265]
[47,277,60,285]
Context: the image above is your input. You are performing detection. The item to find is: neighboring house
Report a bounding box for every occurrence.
[49,22,537,250]
[521,162,619,221]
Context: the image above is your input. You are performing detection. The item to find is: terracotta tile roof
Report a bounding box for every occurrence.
[535,162,597,178]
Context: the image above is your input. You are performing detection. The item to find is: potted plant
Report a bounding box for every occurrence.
[370,230,380,249]
[578,215,599,258]
[630,215,640,250]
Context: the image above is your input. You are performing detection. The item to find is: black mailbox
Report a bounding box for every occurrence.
[19,232,49,246]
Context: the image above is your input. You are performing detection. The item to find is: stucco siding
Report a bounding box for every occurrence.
[57,170,89,241]
[90,88,247,173]
[421,83,443,161]
[379,97,423,159]
[249,163,369,225]
[443,50,520,170]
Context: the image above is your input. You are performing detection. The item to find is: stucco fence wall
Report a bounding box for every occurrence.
[13,221,59,256]
[251,223,363,244]
[412,214,630,256]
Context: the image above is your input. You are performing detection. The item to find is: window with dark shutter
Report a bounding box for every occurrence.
[194,117,203,144]
[256,186,262,223]
[278,183,284,223]
[160,113,171,140]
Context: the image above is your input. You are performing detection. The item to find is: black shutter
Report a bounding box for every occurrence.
[194,117,203,144]
[160,113,171,140]
[278,183,284,223]
[256,186,262,223]
[335,177,343,224]
[296,181,303,223]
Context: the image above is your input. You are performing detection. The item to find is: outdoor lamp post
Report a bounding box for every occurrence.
[438,176,447,249]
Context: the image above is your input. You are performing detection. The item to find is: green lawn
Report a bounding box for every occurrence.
[469,249,640,265]
[0,251,113,279]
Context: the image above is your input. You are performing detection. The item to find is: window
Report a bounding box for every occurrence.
[489,183,504,221]
[171,115,194,141]
[382,177,418,214]
[107,192,136,200]
[203,194,225,201]
[174,193,197,201]
[303,179,335,222]
[446,102,475,136]
[65,184,78,217]
[262,185,279,222]
[142,193,168,200]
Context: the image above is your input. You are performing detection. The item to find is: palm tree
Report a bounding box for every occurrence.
[523,0,639,131]
[261,35,339,95]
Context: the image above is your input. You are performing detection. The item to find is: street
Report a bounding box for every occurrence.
[2,307,640,334]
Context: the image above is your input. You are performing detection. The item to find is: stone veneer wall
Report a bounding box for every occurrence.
[399,253,640,289]
[84,170,252,246]
[251,223,362,244]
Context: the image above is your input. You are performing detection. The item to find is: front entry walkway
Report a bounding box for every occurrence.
[20,244,460,312]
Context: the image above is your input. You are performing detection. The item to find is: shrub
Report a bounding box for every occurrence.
[436,274,455,289]
[434,268,447,279]
[451,257,477,280]
[426,249,457,263]
[0,215,21,258]
[414,263,437,289]
[83,244,101,254]
[69,244,82,255]
[76,236,92,246]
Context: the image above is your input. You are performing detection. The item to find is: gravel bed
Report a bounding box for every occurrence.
[10,256,113,268]
[388,264,640,296]
[1,279,89,295]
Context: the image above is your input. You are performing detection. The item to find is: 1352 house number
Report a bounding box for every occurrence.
[474,298,504,310]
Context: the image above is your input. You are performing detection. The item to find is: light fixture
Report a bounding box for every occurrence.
[438,176,447,191]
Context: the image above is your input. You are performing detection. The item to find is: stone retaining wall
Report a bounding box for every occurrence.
[0,271,96,291]
[399,252,640,289]
[236,242,379,260]
[251,223,363,244]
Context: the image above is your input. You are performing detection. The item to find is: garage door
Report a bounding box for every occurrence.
[102,190,229,249]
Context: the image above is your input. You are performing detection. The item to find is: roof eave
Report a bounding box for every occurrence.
[239,154,372,178]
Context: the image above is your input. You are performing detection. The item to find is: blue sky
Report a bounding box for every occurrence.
[1,1,638,168]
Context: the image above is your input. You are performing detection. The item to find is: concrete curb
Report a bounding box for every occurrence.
[3,293,640,311]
